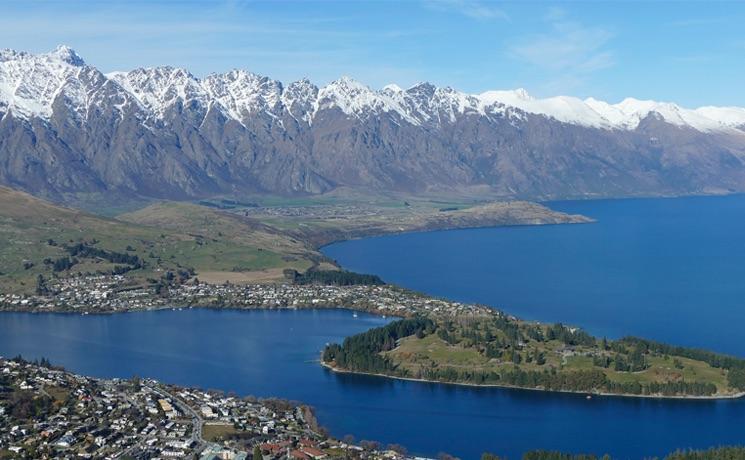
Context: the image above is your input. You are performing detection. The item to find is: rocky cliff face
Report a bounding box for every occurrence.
[2,46,745,203]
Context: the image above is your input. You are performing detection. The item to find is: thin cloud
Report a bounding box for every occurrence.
[508,9,614,93]
[667,17,730,27]
[424,0,508,20]
[0,0,438,91]
[0,2,427,80]
[670,55,715,64]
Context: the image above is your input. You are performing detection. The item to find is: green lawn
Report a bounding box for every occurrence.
[202,423,239,442]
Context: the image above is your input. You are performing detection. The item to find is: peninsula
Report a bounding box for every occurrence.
[322,315,745,399]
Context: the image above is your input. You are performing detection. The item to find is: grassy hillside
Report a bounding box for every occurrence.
[0,187,318,293]
[118,201,319,282]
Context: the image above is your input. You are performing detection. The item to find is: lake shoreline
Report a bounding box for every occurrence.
[5,303,741,402]
[319,361,745,401]
[0,303,406,318]
[5,304,742,402]
[314,217,594,251]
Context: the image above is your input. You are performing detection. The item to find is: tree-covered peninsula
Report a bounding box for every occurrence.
[322,315,745,398]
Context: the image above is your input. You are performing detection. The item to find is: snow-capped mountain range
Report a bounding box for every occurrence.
[2,45,745,203]
[3,45,744,133]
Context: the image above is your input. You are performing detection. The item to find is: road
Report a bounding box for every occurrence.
[149,384,205,447]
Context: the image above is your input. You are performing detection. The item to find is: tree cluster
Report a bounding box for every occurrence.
[45,256,78,272]
[285,269,384,286]
[6,391,54,421]
[546,323,596,347]
[323,318,435,373]
[663,447,745,460]
[523,451,610,460]
[65,242,143,268]
[517,447,745,460]
[619,337,745,371]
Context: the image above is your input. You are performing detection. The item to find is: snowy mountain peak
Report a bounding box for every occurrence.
[323,76,371,96]
[514,88,531,100]
[203,70,284,121]
[616,97,662,114]
[286,77,317,93]
[49,45,85,66]
[592,97,726,131]
[317,77,373,113]
[0,45,94,118]
[335,75,365,86]
[108,66,207,116]
[0,48,22,63]
[282,78,319,123]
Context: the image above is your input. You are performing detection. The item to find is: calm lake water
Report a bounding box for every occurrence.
[2,309,745,459]
[3,195,745,459]
[325,194,745,357]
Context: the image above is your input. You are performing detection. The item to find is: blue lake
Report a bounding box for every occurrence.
[325,194,745,357]
[2,195,745,459]
[2,308,745,459]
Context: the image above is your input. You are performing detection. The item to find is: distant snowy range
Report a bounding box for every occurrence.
[2,45,745,204]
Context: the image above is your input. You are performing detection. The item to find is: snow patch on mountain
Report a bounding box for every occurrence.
[481,90,610,128]
[108,66,209,117]
[695,106,745,128]
[203,70,283,121]
[316,76,421,125]
[606,98,726,132]
[0,45,88,119]
[281,78,318,124]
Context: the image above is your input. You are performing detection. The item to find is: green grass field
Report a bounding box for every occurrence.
[202,423,239,442]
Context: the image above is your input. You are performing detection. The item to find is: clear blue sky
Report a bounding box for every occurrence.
[2,0,743,107]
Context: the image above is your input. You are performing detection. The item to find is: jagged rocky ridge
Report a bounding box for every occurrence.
[2,45,745,202]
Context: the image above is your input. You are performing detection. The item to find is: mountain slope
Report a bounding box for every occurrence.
[2,46,745,204]
[0,186,316,293]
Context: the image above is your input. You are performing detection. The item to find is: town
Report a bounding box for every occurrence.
[0,274,496,320]
[0,357,424,459]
